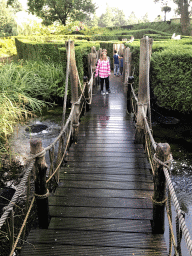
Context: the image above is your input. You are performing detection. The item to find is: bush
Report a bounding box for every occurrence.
[150,45,192,113]
[0,37,17,56]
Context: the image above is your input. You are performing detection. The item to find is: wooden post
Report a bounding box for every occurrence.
[68,40,79,142]
[135,37,153,144]
[30,139,50,229]
[127,83,132,113]
[84,76,90,112]
[152,143,171,234]
[123,47,131,85]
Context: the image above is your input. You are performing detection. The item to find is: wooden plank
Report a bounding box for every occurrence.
[54,187,153,198]
[59,172,153,180]
[60,167,152,176]
[49,218,152,232]
[20,230,167,252]
[66,161,151,169]
[20,245,167,256]
[54,180,153,190]
[49,196,152,209]
[49,206,153,219]
[67,151,146,158]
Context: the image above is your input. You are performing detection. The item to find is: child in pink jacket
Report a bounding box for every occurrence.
[95,53,111,95]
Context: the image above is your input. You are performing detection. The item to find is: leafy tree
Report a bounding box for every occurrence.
[98,5,113,27]
[154,0,192,35]
[0,0,17,36]
[161,5,171,21]
[139,13,150,23]
[27,0,97,26]
[127,12,138,25]
[7,0,23,13]
[84,14,98,27]
[111,8,127,26]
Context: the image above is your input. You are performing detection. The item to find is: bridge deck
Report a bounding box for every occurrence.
[20,75,167,255]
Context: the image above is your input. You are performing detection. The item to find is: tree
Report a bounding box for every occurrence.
[7,0,22,13]
[174,0,191,35]
[139,13,150,23]
[27,0,97,26]
[84,14,98,27]
[0,0,17,36]
[98,5,113,27]
[154,0,192,35]
[127,12,138,25]
[161,5,171,21]
[111,8,127,26]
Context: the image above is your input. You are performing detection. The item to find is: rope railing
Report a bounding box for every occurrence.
[128,78,192,256]
[0,41,95,256]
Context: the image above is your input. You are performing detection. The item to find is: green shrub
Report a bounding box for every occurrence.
[150,45,192,113]
[133,22,182,35]
[0,37,17,56]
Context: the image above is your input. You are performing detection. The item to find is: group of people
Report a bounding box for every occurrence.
[95,49,123,95]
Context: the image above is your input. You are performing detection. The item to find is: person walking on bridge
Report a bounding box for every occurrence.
[113,50,120,76]
[95,52,111,95]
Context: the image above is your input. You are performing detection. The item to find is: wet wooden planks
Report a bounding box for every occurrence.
[20,76,167,255]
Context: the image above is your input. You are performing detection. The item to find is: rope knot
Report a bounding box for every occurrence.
[153,153,172,170]
[151,196,168,205]
[34,189,49,199]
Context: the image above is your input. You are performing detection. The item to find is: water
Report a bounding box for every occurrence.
[9,106,64,172]
[153,119,192,255]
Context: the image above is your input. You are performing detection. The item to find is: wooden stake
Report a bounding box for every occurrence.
[30,139,50,229]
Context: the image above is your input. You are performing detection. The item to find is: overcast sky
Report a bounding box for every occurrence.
[94,0,178,20]
[19,0,178,21]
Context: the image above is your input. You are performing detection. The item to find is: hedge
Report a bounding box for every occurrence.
[91,29,171,41]
[125,39,192,113]
[15,38,100,102]
[150,45,192,113]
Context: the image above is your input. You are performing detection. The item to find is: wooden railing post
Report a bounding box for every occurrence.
[152,143,171,234]
[135,36,153,144]
[88,52,97,85]
[123,47,131,85]
[30,139,50,229]
[67,40,79,143]
[127,83,132,113]
[84,76,90,112]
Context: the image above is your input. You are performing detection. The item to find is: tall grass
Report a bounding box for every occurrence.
[0,60,65,150]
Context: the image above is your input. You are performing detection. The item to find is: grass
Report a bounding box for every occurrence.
[0,60,65,154]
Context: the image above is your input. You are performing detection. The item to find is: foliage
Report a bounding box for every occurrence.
[91,28,172,41]
[150,42,192,113]
[0,0,17,36]
[27,0,97,26]
[0,37,17,56]
[161,5,172,21]
[0,59,67,141]
[133,21,182,35]
[125,38,192,114]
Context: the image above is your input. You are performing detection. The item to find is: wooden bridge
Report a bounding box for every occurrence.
[20,75,167,255]
[2,38,192,256]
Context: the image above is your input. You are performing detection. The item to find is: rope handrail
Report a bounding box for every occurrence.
[163,165,192,254]
[0,160,35,229]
